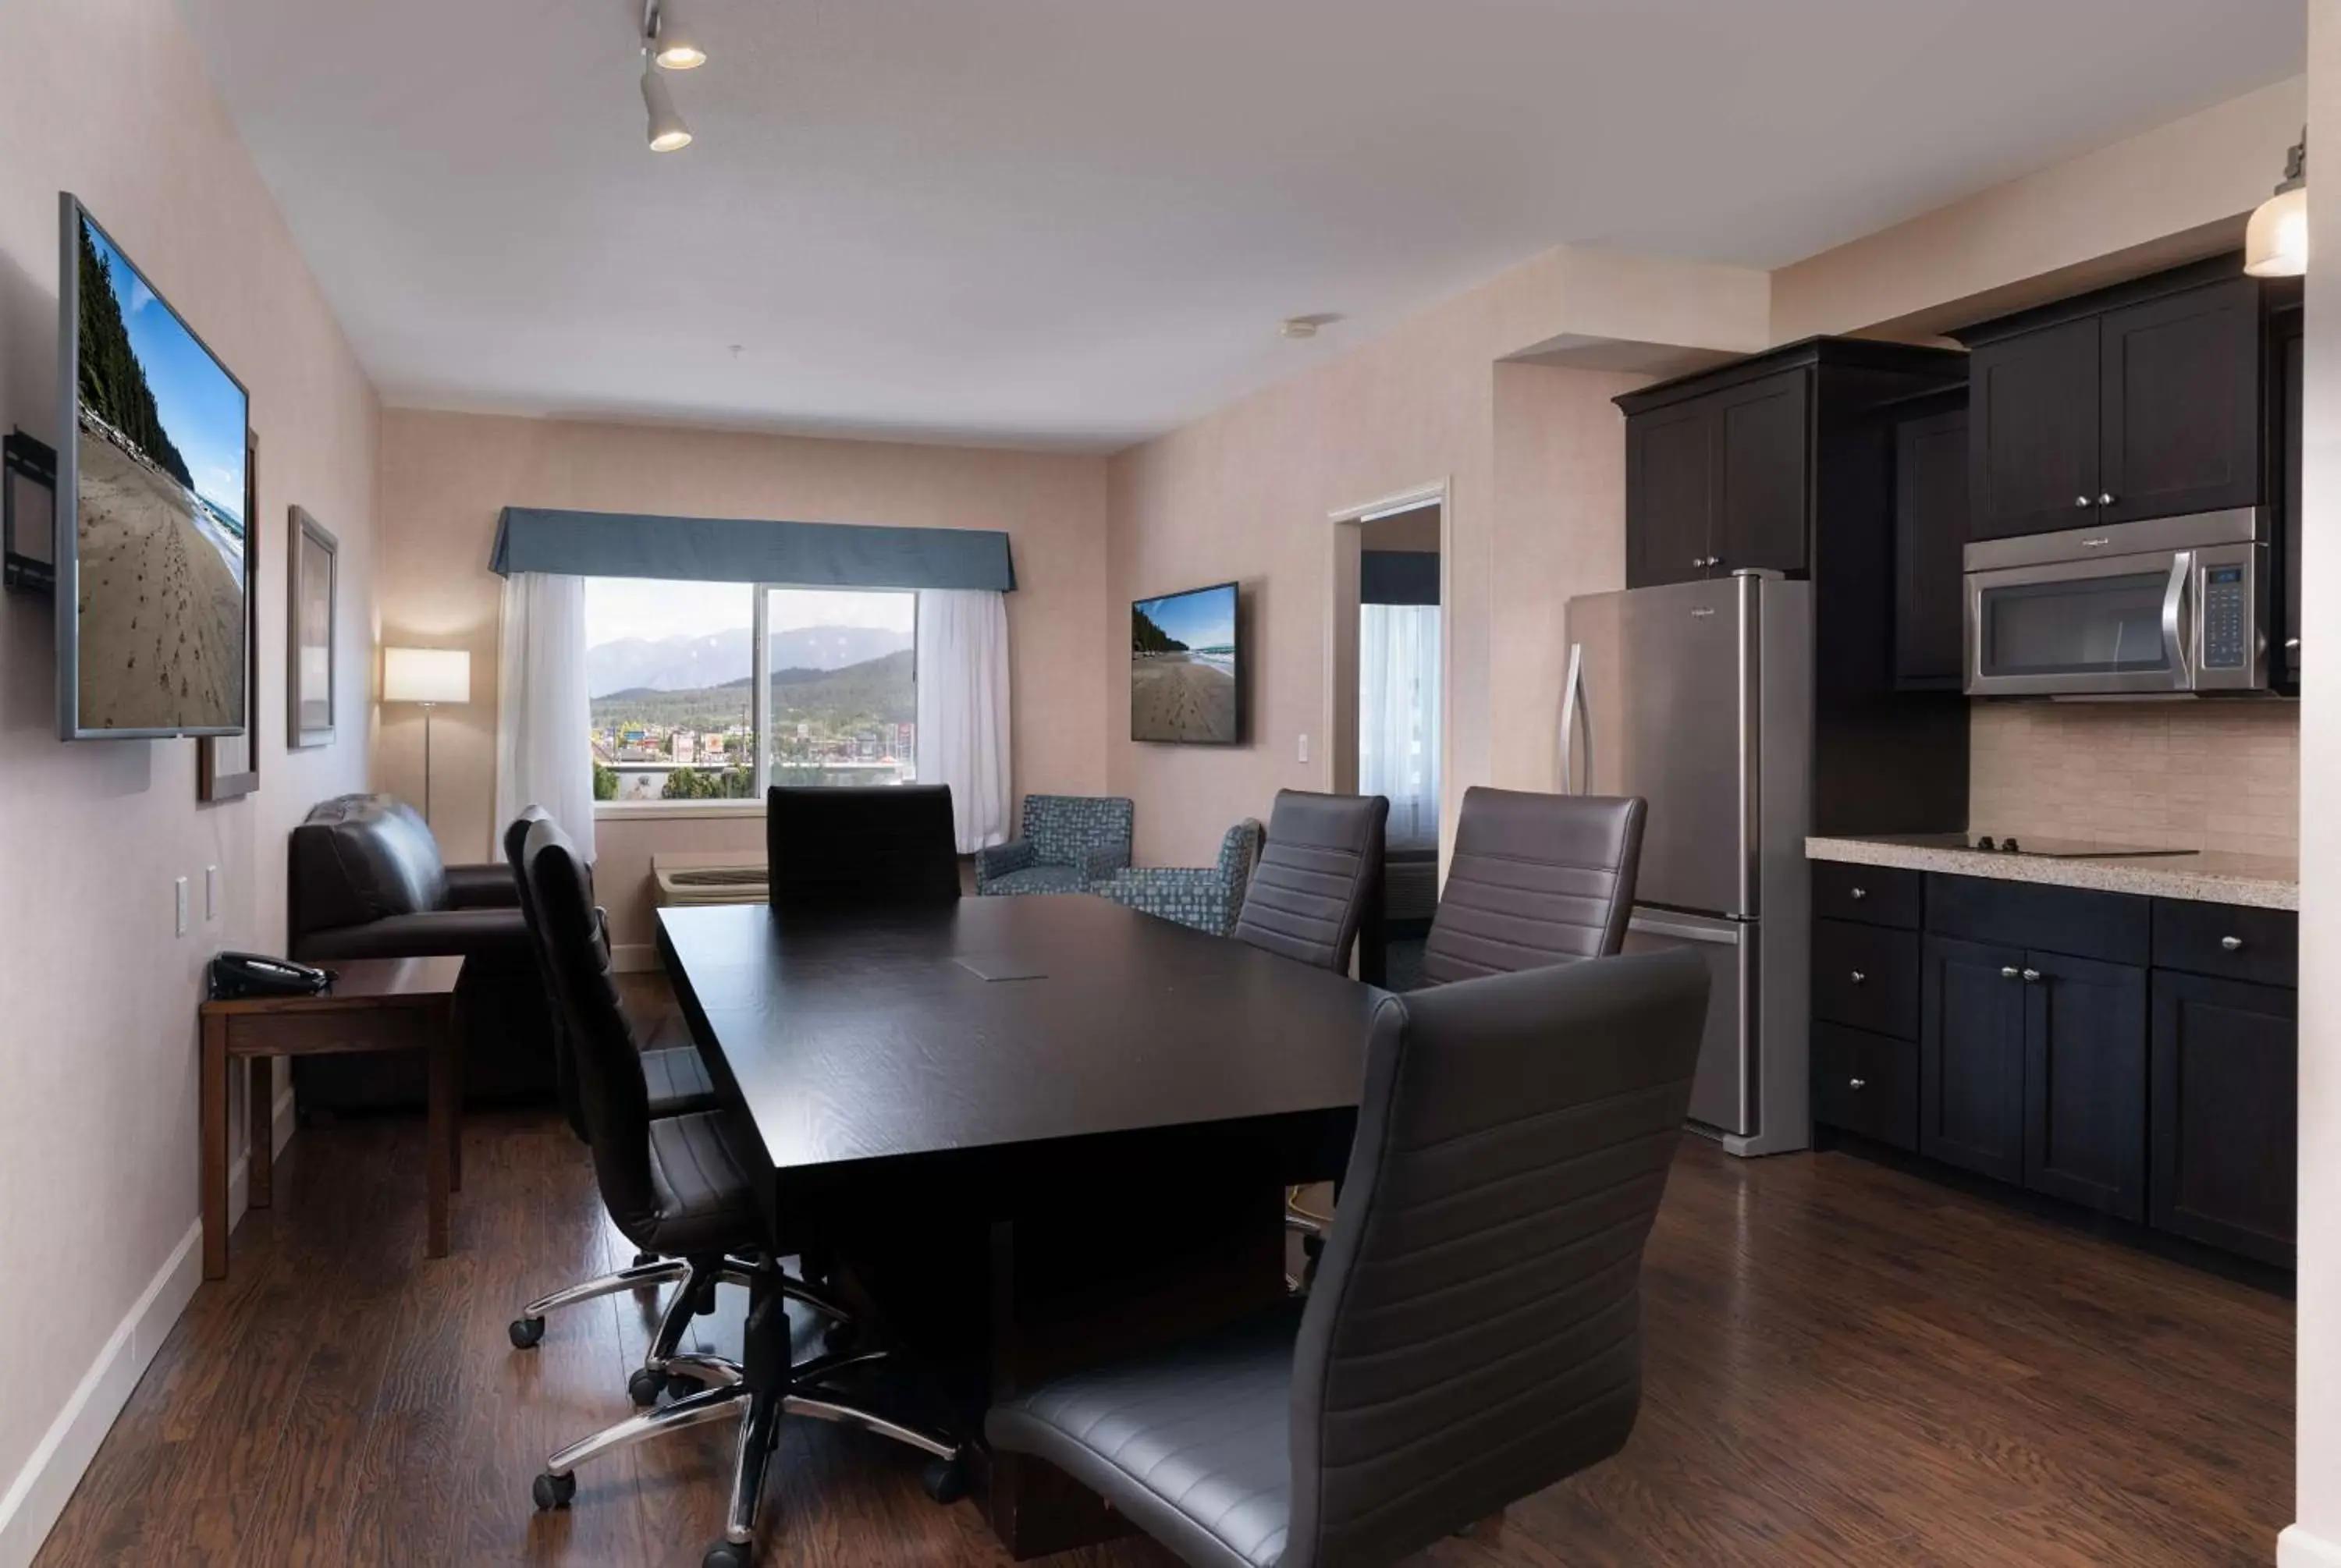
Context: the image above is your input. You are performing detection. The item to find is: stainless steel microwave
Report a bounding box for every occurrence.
[1963,509,2270,698]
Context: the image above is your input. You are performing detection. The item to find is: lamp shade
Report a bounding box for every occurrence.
[2244,184,2308,278]
[382,647,472,705]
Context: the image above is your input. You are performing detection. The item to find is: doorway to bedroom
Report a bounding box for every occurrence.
[1352,501,1440,991]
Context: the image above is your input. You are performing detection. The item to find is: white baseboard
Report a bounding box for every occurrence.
[2282,1525,2341,1567]
[0,1083,297,1566]
[611,942,659,974]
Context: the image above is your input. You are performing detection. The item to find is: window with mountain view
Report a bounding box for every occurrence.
[585,580,916,804]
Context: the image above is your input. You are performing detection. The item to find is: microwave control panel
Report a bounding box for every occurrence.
[2201,565,2247,671]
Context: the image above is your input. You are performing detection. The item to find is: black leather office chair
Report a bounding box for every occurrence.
[986,948,1710,1568]
[1419,787,1647,984]
[767,783,961,909]
[503,806,734,1377]
[1231,790,1389,984]
[519,817,957,1563]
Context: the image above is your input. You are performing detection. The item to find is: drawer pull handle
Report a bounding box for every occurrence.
[1849,970,1867,984]
[2001,966,2020,980]
[2221,935,2243,952]
[1849,886,1867,900]
[2022,968,2041,983]
[1849,1077,1867,1091]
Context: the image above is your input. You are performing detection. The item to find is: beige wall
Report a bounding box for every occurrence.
[1969,704,2298,860]
[1105,247,1762,867]
[2288,12,2339,1566]
[375,410,1110,945]
[1773,75,2307,342]
[0,0,381,1552]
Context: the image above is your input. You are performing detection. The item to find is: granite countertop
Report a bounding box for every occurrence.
[1804,835,2299,911]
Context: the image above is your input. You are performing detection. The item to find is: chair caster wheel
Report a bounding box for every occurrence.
[627,1368,667,1407]
[702,1543,748,1568]
[920,1456,968,1505]
[509,1316,545,1349]
[821,1318,859,1353]
[665,1372,705,1397]
[532,1471,576,1510]
[634,1250,659,1268]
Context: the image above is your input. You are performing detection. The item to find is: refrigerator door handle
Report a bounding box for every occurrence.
[1559,642,1589,794]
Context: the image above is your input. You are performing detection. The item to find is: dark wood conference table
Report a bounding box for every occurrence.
[658,894,1381,1557]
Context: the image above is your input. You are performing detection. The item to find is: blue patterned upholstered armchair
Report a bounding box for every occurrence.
[1094,818,1263,936]
[975,794,1135,896]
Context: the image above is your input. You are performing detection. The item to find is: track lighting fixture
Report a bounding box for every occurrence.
[642,56,692,152]
[646,0,707,70]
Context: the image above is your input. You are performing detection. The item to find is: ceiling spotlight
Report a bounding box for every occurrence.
[646,0,707,69]
[642,59,692,151]
[1281,313,1342,340]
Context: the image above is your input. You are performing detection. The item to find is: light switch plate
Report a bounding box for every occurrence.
[1297,733,1310,764]
[174,877,189,937]
[204,865,218,921]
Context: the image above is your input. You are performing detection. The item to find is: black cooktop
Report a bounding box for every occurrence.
[1873,832,2197,860]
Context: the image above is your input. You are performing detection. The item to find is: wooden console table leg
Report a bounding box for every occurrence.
[424,1009,454,1259]
[247,1055,273,1209]
[445,995,464,1193]
[201,1015,230,1280]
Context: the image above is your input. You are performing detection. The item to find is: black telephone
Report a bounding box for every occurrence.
[209,951,335,1000]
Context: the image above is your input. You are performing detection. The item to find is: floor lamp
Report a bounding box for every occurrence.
[382,647,472,827]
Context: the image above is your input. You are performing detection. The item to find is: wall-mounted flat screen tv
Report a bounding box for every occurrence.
[1131,580,1240,745]
[57,193,250,740]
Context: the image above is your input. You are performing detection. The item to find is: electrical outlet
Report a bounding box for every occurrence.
[174,877,190,938]
[204,865,218,921]
[1297,733,1310,764]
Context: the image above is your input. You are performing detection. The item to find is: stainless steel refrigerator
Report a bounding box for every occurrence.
[1561,572,1812,1157]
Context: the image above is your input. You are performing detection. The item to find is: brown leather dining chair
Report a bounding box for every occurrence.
[986,947,1712,1568]
[1231,789,1390,984]
[1419,786,1647,984]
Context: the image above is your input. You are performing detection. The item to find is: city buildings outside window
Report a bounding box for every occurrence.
[584,579,916,804]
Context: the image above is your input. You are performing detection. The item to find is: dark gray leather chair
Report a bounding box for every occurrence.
[1419,787,1647,986]
[503,806,729,1367]
[1231,790,1388,984]
[767,784,962,908]
[986,947,1710,1568]
[517,816,955,1562]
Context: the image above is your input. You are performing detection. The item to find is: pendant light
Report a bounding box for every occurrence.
[642,55,692,151]
[2244,129,2307,278]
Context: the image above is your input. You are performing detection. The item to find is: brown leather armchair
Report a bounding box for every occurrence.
[287,794,556,1111]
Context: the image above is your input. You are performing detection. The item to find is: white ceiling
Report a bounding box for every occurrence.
[174,0,2300,450]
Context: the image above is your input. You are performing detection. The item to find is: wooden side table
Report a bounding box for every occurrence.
[199,954,466,1280]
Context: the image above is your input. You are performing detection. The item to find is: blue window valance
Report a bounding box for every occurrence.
[488,506,1016,592]
[1361,550,1439,606]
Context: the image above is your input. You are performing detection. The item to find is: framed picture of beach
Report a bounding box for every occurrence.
[199,432,261,801]
[289,506,337,747]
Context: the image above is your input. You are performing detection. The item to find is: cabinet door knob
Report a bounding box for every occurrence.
[1849,1077,1867,1091]
[2098,492,2115,506]
[2075,495,2094,508]
[2001,966,2020,980]
[1849,970,1867,984]
[1849,886,1867,900]
[2022,968,2041,983]
[2221,935,2243,952]
[1692,556,1705,569]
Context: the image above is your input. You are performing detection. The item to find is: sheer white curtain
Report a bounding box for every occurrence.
[1358,603,1441,850]
[915,589,1012,853]
[495,572,596,860]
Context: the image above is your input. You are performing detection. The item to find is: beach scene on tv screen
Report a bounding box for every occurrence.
[73,211,247,733]
[1131,585,1236,743]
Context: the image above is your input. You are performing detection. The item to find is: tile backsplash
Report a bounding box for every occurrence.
[1968,702,2299,860]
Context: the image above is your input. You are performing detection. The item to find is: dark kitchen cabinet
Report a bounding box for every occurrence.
[1893,403,1969,689]
[2098,278,2261,525]
[2021,951,2147,1221]
[1919,935,2027,1185]
[2151,971,2297,1265]
[1622,369,1807,586]
[1625,399,1718,588]
[1966,318,2099,540]
[2272,299,2304,692]
[1955,260,2276,541]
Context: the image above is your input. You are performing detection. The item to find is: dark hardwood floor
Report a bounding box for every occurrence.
[36,1021,2291,1564]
